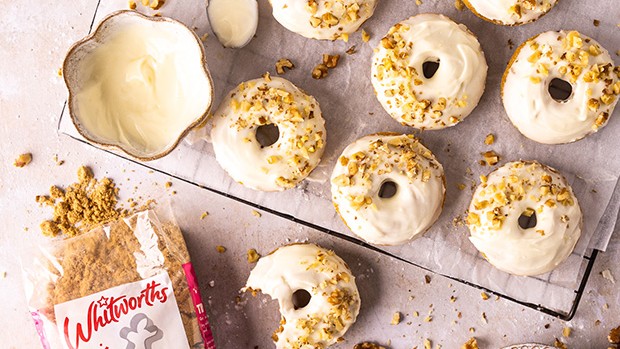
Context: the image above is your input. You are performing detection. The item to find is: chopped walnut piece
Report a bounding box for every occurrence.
[346,45,357,55]
[200,211,209,220]
[554,338,568,349]
[593,19,600,27]
[128,0,137,9]
[13,153,32,168]
[481,151,500,166]
[323,54,341,69]
[609,326,620,344]
[361,29,370,42]
[247,248,260,263]
[312,63,329,79]
[275,58,295,75]
[480,292,489,300]
[354,342,386,349]
[424,338,431,349]
[390,311,401,325]
[216,245,226,253]
[149,0,165,10]
[563,326,572,337]
[251,210,262,218]
[484,134,495,145]
[461,337,479,349]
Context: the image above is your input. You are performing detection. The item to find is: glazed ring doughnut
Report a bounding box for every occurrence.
[331,134,445,245]
[463,0,558,26]
[371,13,488,130]
[502,30,620,144]
[466,161,582,276]
[244,243,361,348]
[269,0,377,41]
[211,75,326,191]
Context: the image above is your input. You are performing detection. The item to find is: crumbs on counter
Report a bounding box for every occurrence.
[165,181,173,188]
[216,245,226,253]
[251,209,262,218]
[247,248,260,263]
[480,151,500,166]
[563,326,572,337]
[484,134,495,145]
[200,211,209,220]
[461,337,479,349]
[275,58,295,75]
[593,19,600,27]
[52,154,64,166]
[424,338,432,349]
[36,166,121,237]
[13,153,32,168]
[390,311,401,325]
[481,292,490,300]
[346,45,357,55]
[312,54,340,80]
[425,275,432,284]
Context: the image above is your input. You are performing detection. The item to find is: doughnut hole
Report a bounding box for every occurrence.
[378,180,398,199]
[422,58,440,79]
[548,78,573,102]
[518,208,537,230]
[255,123,279,148]
[292,289,311,310]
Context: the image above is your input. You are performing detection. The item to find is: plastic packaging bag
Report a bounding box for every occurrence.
[23,209,215,349]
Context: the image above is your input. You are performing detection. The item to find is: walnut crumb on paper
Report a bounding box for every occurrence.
[480,151,500,166]
[312,64,329,79]
[593,19,600,27]
[609,326,620,344]
[275,58,295,75]
[323,54,340,69]
[216,245,226,253]
[481,312,488,324]
[461,338,478,349]
[563,326,572,337]
[247,248,260,263]
[13,153,32,167]
[361,29,370,42]
[484,134,495,145]
[480,292,489,300]
[165,181,172,188]
[554,338,567,349]
[346,45,357,55]
[200,211,209,220]
[251,210,262,218]
[424,338,432,349]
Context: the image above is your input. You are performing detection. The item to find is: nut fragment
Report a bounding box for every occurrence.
[247,248,261,263]
[484,134,495,145]
[312,63,329,79]
[216,245,226,253]
[322,54,341,69]
[609,325,620,344]
[481,151,500,166]
[13,153,32,168]
[461,337,479,349]
[390,311,401,325]
[354,343,386,349]
[275,58,295,75]
[361,29,370,42]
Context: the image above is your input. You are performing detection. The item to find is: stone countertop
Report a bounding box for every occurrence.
[0,1,618,348]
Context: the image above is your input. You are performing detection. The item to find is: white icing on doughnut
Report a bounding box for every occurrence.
[464,0,558,25]
[269,0,377,41]
[466,161,582,276]
[371,14,487,130]
[502,31,620,144]
[211,75,326,191]
[331,134,445,245]
[244,243,361,349]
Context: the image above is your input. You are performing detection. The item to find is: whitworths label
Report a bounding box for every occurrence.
[54,272,190,349]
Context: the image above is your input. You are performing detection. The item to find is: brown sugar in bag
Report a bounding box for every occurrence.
[23,209,216,349]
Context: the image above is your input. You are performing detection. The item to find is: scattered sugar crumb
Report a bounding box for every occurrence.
[251,210,262,218]
[13,153,32,168]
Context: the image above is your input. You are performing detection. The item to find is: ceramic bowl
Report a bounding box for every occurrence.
[63,10,214,161]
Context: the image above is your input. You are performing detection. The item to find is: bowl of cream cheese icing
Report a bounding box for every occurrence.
[63,10,214,161]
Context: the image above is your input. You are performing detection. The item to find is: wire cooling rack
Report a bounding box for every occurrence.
[57,0,611,321]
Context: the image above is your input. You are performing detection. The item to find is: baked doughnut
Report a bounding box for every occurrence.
[371,14,487,130]
[466,161,582,276]
[244,243,361,348]
[331,134,445,245]
[269,0,377,41]
[502,30,620,144]
[463,0,558,26]
[211,75,326,191]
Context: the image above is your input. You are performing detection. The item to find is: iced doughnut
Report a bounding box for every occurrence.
[371,14,487,130]
[463,0,558,26]
[502,30,620,144]
[466,161,582,276]
[331,134,445,245]
[211,75,326,191]
[244,243,361,348]
[269,0,377,41]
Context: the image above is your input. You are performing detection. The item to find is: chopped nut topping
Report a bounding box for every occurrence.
[251,210,262,218]
[461,337,479,349]
[563,326,572,337]
[609,326,620,344]
[149,0,165,10]
[484,134,495,145]
[200,211,209,220]
[480,151,500,166]
[247,248,260,263]
[216,245,226,253]
[13,153,32,168]
[275,58,294,75]
[354,343,386,349]
[480,292,489,300]
[312,63,329,79]
[323,54,340,69]
[390,311,401,325]
[361,29,370,42]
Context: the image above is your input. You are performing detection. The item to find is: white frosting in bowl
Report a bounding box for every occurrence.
[331,134,445,245]
[208,0,258,48]
[502,30,619,144]
[64,11,213,160]
[371,13,487,130]
[467,161,582,276]
[244,243,361,349]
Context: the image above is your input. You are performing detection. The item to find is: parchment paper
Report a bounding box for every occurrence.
[59,0,620,316]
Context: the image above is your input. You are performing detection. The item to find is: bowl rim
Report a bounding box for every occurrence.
[62,9,214,161]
